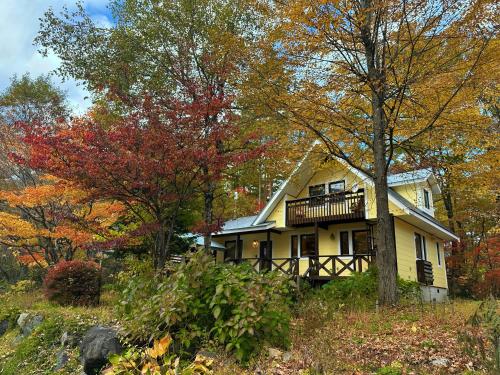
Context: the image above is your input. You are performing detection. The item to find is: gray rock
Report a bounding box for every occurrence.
[430,357,450,367]
[0,319,8,336]
[61,331,78,347]
[54,349,69,371]
[282,351,292,362]
[17,313,43,336]
[80,326,123,375]
[268,348,283,359]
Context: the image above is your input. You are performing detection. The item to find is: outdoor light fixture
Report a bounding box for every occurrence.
[252,240,259,248]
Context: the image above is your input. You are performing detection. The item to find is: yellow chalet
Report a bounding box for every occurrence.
[214,144,458,302]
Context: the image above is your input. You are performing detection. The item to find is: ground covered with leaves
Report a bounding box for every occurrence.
[215,300,496,375]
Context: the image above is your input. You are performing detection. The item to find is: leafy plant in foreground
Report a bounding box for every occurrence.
[118,252,293,362]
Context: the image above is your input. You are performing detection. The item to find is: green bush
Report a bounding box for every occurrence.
[318,266,379,309]
[118,252,293,362]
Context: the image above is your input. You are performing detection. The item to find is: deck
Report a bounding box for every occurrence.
[225,253,374,281]
[286,190,365,227]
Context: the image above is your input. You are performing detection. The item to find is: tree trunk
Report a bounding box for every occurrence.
[154,222,167,270]
[203,182,215,253]
[372,95,398,306]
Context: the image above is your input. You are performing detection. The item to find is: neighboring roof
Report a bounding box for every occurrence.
[388,168,441,194]
[183,234,225,249]
[223,215,259,230]
[215,215,275,235]
[388,169,432,185]
[389,190,458,240]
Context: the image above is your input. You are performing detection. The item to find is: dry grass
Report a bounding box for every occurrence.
[214,300,491,375]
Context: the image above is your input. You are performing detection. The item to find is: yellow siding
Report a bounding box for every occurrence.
[393,185,419,206]
[394,218,448,288]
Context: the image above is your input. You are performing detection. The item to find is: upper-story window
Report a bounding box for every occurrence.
[423,189,431,209]
[329,180,345,194]
[309,184,325,197]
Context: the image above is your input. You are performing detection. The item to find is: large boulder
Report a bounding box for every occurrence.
[0,319,8,336]
[17,313,43,336]
[80,326,123,375]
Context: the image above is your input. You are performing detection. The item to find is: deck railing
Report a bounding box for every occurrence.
[225,253,374,280]
[286,190,365,226]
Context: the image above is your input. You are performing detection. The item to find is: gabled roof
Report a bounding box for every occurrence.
[183,234,226,249]
[216,142,456,240]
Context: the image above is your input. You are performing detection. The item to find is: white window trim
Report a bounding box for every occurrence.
[290,233,316,258]
[415,232,428,261]
[338,228,369,256]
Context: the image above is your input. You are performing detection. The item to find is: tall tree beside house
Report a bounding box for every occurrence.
[246,0,497,304]
[36,0,268,252]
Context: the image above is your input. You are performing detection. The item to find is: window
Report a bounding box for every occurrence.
[329,180,345,194]
[415,233,427,260]
[300,234,316,257]
[309,184,325,197]
[291,235,298,258]
[340,231,349,255]
[352,230,370,254]
[436,242,441,266]
[423,189,431,209]
[309,184,325,206]
[225,240,242,260]
[415,233,423,259]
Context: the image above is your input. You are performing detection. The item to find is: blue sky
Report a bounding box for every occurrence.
[0,0,113,114]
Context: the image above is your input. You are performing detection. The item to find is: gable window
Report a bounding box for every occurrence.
[352,230,370,254]
[309,184,325,197]
[423,189,431,209]
[309,184,325,206]
[329,180,345,194]
[300,234,316,257]
[436,242,441,266]
[340,231,349,255]
[291,235,298,258]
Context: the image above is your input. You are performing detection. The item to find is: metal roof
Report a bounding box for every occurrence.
[387,169,433,185]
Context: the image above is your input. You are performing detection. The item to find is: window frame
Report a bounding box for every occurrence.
[224,240,243,260]
[423,189,431,209]
[414,233,428,260]
[352,229,370,255]
[328,180,346,194]
[436,242,441,267]
[309,184,326,197]
[339,231,350,255]
[290,235,299,258]
[300,233,316,257]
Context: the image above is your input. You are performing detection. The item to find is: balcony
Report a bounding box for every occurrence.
[286,190,365,226]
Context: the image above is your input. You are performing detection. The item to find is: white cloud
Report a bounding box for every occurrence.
[0,0,112,115]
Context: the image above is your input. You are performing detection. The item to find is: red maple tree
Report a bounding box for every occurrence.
[20,86,252,268]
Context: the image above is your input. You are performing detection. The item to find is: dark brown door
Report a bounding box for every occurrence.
[259,241,272,271]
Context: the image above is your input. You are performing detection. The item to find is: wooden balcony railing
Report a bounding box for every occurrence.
[225,253,374,281]
[286,190,365,226]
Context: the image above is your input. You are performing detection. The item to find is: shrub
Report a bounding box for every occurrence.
[118,251,293,362]
[107,335,213,374]
[459,297,500,372]
[44,260,101,306]
[318,266,379,309]
[397,277,422,302]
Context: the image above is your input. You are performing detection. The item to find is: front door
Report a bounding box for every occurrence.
[259,241,273,271]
